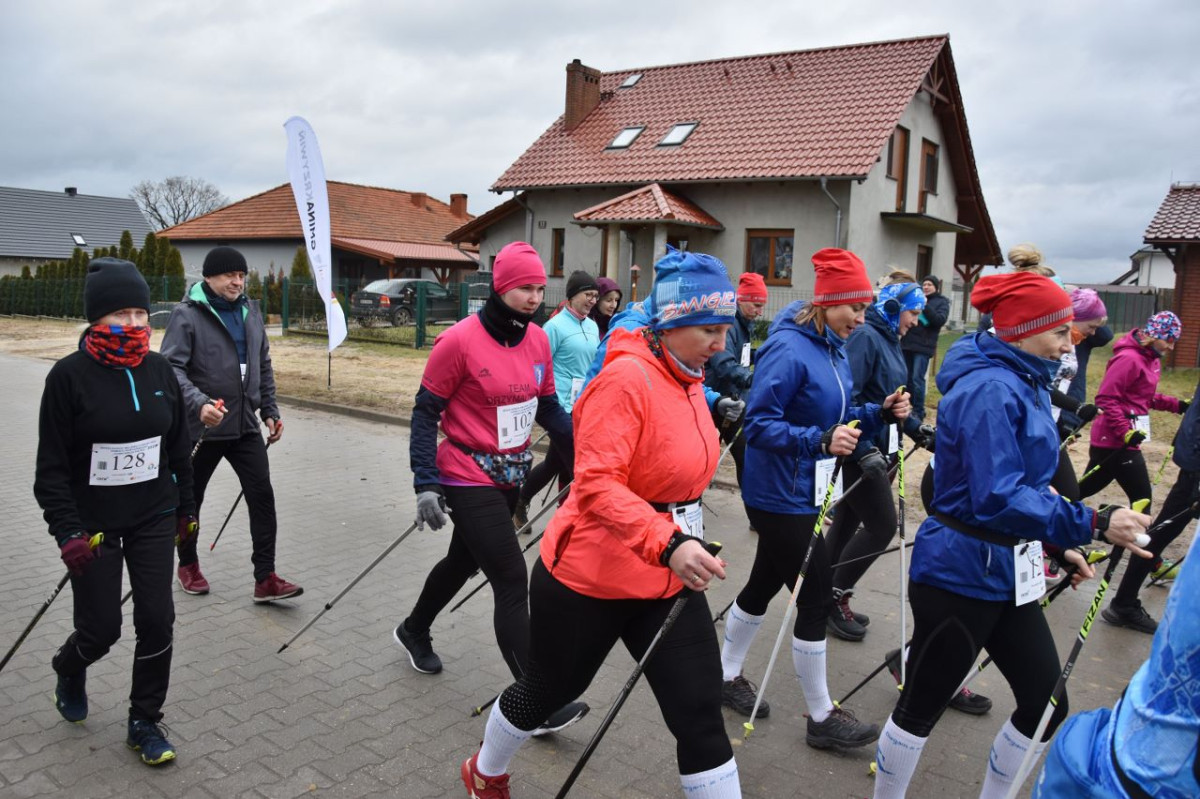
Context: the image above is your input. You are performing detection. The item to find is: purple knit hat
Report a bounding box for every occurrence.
[1144,310,1182,342]
[1069,288,1107,322]
[595,276,621,299]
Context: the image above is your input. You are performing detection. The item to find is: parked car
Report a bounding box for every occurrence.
[350,279,459,327]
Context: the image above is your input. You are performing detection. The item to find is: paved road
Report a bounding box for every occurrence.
[0,351,1167,798]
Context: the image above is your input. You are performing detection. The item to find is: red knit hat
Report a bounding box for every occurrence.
[737,272,768,303]
[811,248,874,306]
[493,242,548,295]
[972,272,1073,342]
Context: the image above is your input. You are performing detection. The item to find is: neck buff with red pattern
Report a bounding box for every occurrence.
[81,325,151,368]
[641,327,703,385]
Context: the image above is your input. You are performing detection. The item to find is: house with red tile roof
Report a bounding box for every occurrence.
[159,181,478,287]
[1145,182,1200,367]
[448,35,1001,311]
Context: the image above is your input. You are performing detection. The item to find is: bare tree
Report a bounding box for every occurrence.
[130,176,229,230]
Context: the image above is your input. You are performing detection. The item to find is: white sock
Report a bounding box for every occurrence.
[720,603,764,681]
[680,757,741,797]
[872,717,927,799]
[476,703,532,777]
[978,719,1046,799]
[791,637,834,722]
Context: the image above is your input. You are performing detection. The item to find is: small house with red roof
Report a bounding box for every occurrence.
[160,181,478,286]
[1145,182,1200,368]
[448,35,1002,308]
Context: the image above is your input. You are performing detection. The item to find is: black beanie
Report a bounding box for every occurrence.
[84,257,150,322]
[565,270,599,299]
[923,274,942,293]
[203,246,248,277]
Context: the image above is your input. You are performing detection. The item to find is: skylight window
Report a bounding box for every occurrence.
[659,123,698,147]
[608,126,645,150]
[71,234,86,246]
[619,73,642,88]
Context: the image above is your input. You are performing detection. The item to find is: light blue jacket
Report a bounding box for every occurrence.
[543,309,599,413]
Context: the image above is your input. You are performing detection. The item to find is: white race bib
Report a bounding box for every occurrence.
[89,436,161,486]
[1014,540,1047,606]
[672,501,705,541]
[740,343,752,368]
[1133,414,1151,440]
[569,377,584,406]
[814,457,845,506]
[496,397,538,450]
[888,424,900,455]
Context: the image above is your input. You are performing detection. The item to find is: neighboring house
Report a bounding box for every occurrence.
[1145,182,1200,368]
[0,186,153,277]
[159,181,478,287]
[448,35,1002,314]
[1111,245,1176,290]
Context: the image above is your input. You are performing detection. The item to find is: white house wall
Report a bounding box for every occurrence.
[174,240,302,282]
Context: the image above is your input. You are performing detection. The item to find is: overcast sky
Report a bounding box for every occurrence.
[3,0,1197,284]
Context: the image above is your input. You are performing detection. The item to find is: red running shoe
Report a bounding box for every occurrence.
[177,563,210,595]
[461,752,510,798]
[253,573,304,603]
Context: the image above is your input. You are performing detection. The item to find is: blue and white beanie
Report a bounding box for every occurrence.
[874,282,926,333]
[650,247,737,331]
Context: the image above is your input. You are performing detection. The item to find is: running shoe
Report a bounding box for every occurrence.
[126,719,177,766]
[948,687,992,715]
[531,701,589,737]
[253,573,304,603]
[806,706,879,749]
[827,588,867,641]
[1102,601,1158,634]
[722,675,770,718]
[461,752,510,798]
[512,499,530,532]
[1150,560,1180,585]
[394,619,443,674]
[177,563,210,595]
[53,670,87,723]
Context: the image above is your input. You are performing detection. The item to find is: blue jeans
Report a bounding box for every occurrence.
[905,351,932,421]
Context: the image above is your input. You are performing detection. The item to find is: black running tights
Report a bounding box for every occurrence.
[1078,445,1152,509]
[826,457,899,591]
[735,507,830,641]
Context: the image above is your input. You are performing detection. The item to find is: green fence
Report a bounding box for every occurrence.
[0,275,187,319]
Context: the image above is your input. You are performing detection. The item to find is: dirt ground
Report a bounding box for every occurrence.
[2,315,1192,563]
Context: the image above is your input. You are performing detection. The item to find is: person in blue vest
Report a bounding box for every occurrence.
[512,270,599,527]
[160,246,303,603]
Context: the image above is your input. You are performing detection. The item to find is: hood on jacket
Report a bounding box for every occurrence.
[936,331,1057,397]
[767,300,849,357]
[602,325,705,388]
[1113,328,1161,361]
[864,305,899,343]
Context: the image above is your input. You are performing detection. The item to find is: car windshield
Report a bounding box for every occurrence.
[363,280,392,292]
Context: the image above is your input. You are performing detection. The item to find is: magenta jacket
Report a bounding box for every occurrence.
[1090,329,1182,450]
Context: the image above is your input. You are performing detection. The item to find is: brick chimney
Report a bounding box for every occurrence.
[565,59,601,132]
[410,191,426,208]
[450,193,468,218]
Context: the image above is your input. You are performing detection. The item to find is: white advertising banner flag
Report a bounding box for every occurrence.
[284,116,347,351]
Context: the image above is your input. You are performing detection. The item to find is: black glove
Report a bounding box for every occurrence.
[1124,429,1147,448]
[856,448,888,481]
[1180,399,1190,415]
[1076,404,1099,424]
[58,533,99,577]
[416,486,449,531]
[916,424,936,453]
[820,425,837,456]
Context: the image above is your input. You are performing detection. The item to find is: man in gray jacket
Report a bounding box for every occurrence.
[161,246,302,603]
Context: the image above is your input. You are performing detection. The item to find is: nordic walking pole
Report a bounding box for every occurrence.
[1153,445,1175,486]
[1003,499,1153,799]
[190,399,225,460]
[277,520,420,654]
[210,439,273,551]
[0,534,104,674]
[896,418,907,687]
[1080,430,1144,482]
[744,421,859,738]
[449,482,573,614]
[553,543,723,798]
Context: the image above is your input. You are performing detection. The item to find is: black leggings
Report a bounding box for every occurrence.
[407,484,529,678]
[519,441,572,506]
[730,429,746,488]
[892,581,1068,740]
[1078,445,1152,509]
[827,457,899,591]
[499,560,731,775]
[183,432,278,581]
[53,514,175,723]
[1112,468,1200,606]
[735,506,830,641]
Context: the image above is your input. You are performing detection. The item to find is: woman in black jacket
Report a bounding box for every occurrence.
[900,275,950,421]
[34,258,195,767]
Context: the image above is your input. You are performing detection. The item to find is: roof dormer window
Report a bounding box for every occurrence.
[659,122,698,147]
[619,74,642,88]
[607,126,645,150]
[71,234,87,246]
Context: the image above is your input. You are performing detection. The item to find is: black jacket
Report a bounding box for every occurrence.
[901,292,950,356]
[704,309,754,398]
[34,349,195,540]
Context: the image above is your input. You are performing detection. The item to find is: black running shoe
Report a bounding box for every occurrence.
[827,589,867,641]
[722,675,770,718]
[948,687,993,716]
[53,670,87,723]
[513,499,530,532]
[531,701,589,736]
[1102,601,1159,634]
[806,706,879,749]
[393,619,443,674]
[126,719,177,766]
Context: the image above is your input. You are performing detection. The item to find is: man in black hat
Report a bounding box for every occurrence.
[901,274,950,421]
[160,246,303,603]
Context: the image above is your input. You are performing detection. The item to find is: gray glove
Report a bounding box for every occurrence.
[917,424,936,453]
[857,448,888,481]
[416,490,449,531]
[715,397,745,427]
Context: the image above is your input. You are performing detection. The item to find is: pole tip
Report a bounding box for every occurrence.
[277,644,288,654]
[742,722,754,738]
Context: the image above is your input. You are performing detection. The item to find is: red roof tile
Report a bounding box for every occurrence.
[493,36,948,189]
[334,237,478,263]
[573,183,722,229]
[159,181,473,246]
[1145,184,1200,243]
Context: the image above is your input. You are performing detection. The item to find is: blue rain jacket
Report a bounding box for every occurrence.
[846,307,923,450]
